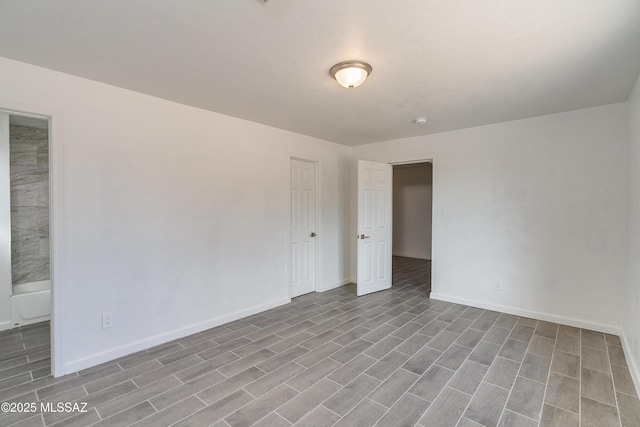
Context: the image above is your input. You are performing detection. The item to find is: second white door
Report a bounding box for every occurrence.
[357,160,392,296]
[290,159,317,298]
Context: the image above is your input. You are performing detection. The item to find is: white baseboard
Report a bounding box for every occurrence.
[0,320,11,331]
[392,252,431,260]
[621,332,640,397]
[63,297,290,375]
[319,278,351,292]
[429,292,621,335]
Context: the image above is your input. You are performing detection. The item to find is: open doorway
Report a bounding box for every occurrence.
[392,162,432,293]
[1,110,53,379]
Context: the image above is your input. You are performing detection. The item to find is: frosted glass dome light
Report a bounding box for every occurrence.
[330,61,372,89]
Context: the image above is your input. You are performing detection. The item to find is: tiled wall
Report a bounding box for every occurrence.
[10,124,50,285]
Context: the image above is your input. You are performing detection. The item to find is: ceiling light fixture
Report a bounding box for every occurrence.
[330,61,372,89]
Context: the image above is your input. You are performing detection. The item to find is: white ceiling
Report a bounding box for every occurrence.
[0,0,639,146]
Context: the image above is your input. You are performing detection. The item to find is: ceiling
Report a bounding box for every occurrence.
[0,0,639,146]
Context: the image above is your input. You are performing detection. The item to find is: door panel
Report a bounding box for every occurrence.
[357,160,392,296]
[290,159,316,297]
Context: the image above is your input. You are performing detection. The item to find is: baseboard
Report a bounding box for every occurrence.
[430,292,621,335]
[318,278,351,292]
[621,332,640,397]
[0,320,10,331]
[392,252,431,260]
[63,297,290,375]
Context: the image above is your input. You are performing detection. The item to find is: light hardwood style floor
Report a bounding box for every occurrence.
[1,257,639,426]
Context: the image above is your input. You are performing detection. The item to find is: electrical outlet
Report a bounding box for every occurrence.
[494,279,502,290]
[275,276,282,287]
[102,312,113,329]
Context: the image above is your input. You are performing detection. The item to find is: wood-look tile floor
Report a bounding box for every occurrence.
[1,256,639,426]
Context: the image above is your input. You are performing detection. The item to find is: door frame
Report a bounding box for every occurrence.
[287,157,322,299]
[353,159,433,288]
[391,159,434,262]
[390,158,434,288]
[0,101,64,377]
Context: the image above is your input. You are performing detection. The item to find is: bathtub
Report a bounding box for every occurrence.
[11,280,51,327]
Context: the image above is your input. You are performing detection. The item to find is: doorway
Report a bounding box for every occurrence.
[0,111,52,377]
[392,162,432,293]
[0,104,61,377]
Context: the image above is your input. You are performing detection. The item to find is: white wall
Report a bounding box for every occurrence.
[0,53,634,380]
[0,57,351,375]
[354,104,628,332]
[392,163,432,259]
[624,72,640,393]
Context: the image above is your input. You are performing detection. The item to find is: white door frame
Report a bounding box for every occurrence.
[288,157,321,299]
[391,159,434,262]
[354,159,433,290]
[389,158,434,294]
[0,101,64,377]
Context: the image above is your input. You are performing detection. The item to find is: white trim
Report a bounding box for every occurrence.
[430,292,621,335]
[315,160,323,295]
[621,332,640,397]
[391,159,433,166]
[0,320,10,331]
[318,278,350,292]
[0,113,10,331]
[285,157,292,298]
[63,297,290,375]
[49,112,64,378]
[392,252,431,260]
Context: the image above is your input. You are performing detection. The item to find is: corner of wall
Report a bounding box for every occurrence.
[318,278,351,292]
[622,70,640,398]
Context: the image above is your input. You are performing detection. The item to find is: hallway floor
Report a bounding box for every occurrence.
[1,256,639,426]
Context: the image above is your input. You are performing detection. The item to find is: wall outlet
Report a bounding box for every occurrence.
[275,276,282,287]
[439,207,448,217]
[494,279,502,290]
[102,312,113,329]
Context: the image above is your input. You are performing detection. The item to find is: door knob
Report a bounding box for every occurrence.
[310,232,317,237]
[359,234,370,239]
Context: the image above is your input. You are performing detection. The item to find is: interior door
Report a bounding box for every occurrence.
[290,159,317,298]
[357,160,392,296]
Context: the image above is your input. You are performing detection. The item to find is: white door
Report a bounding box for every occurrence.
[357,160,392,296]
[290,159,317,297]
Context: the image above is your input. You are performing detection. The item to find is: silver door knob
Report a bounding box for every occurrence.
[359,234,370,239]
[310,232,317,237]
